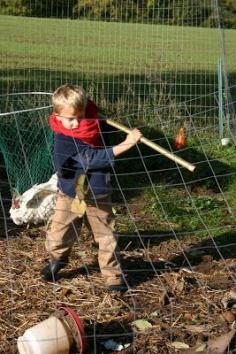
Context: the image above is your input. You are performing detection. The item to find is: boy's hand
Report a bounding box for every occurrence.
[112,128,143,157]
[125,129,143,147]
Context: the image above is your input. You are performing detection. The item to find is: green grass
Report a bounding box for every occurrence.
[0,15,235,75]
[1,15,235,123]
[114,137,236,240]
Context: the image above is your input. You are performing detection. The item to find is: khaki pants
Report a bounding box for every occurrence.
[45,191,122,285]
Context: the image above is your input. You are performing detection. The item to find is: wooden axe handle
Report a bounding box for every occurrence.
[106,119,196,172]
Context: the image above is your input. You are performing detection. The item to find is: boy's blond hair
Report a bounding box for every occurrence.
[52,84,87,113]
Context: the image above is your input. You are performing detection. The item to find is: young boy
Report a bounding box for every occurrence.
[41,84,142,291]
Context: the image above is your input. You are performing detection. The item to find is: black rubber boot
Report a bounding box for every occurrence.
[41,258,68,281]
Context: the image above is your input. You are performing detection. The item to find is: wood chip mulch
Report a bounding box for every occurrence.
[1,225,236,354]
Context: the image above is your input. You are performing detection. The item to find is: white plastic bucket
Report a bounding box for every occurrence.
[17,315,73,354]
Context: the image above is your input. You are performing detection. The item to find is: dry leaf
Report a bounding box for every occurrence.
[171,341,189,349]
[71,199,87,217]
[74,174,89,199]
[195,343,207,352]
[150,310,160,317]
[132,319,152,331]
[222,311,235,322]
[163,273,185,294]
[185,325,208,334]
[184,313,194,321]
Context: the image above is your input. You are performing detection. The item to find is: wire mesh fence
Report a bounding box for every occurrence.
[0,1,236,353]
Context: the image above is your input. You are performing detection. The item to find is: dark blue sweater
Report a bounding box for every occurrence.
[53,133,114,198]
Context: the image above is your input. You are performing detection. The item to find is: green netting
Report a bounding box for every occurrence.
[0,93,54,194]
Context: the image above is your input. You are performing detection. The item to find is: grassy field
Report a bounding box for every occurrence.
[1,15,236,127]
[0,15,236,74]
[0,15,236,103]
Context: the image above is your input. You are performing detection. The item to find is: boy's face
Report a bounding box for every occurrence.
[55,106,85,130]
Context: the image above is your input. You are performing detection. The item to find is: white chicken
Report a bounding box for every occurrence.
[10,174,58,225]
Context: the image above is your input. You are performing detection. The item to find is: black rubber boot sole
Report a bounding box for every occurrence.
[41,258,68,281]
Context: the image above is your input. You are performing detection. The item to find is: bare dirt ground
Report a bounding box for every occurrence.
[1,214,236,354]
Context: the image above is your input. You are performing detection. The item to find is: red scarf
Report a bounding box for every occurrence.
[49,100,102,147]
